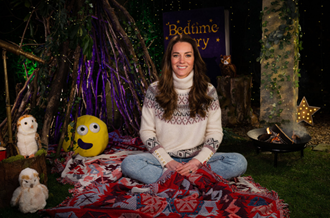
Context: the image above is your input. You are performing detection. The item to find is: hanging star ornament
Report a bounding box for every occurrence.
[297,96,320,125]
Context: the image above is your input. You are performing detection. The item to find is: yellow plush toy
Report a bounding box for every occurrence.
[63,115,109,157]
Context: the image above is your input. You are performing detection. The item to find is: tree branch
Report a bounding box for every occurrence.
[109,0,159,82]
[19,9,35,47]
[56,46,81,156]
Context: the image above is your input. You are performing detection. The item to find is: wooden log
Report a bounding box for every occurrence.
[217,75,254,127]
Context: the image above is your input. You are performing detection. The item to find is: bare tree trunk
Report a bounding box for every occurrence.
[69,58,84,151]
[41,41,70,147]
[56,46,81,156]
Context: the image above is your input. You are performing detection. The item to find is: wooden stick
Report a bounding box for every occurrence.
[2,49,13,144]
[0,70,35,129]
[56,46,81,156]
[31,69,39,108]
[102,0,149,91]
[0,39,45,64]
[2,49,19,156]
[109,0,159,82]
[69,55,84,151]
[19,9,35,48]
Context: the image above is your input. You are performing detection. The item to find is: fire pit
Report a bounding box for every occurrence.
[247,124,311,167]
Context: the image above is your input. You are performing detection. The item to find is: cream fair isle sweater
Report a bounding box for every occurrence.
[139,71,223,167]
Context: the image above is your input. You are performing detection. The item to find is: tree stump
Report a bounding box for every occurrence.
[217,76,254,127]
[0,154,48,208]
[259,0,299,125]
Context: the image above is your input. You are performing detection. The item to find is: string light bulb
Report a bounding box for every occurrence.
[296,96,320,125]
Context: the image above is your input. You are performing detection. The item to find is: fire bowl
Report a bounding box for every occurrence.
[247,127,311,167]
[247,128,311,151]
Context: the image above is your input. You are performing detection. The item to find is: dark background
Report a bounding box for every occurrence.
[126,0,330,118]
[1,0,329,121]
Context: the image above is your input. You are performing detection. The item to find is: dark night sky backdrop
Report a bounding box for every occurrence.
[127,0,330,118]
[1,0,329,121]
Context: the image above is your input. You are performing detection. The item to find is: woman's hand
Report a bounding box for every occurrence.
[165,160,183,171]
[176,159,201,176]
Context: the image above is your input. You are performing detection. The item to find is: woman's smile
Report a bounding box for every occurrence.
[171,42,194,79]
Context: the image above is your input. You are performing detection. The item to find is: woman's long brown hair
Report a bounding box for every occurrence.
[156,34,212,120]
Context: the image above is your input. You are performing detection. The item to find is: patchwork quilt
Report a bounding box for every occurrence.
[40,130,289,218]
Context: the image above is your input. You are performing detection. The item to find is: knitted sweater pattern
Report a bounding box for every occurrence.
[140,72,223,167]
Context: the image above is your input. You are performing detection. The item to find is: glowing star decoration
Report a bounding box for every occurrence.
[297,96,320,125]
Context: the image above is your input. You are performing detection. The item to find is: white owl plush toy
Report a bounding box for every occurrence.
[16,115,42,158]
[11,167,49,213]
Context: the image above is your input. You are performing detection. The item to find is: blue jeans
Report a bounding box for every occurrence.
[121,152,247,184]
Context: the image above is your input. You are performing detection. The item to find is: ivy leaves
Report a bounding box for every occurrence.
[68,2,94,60]
[258,0,301,122]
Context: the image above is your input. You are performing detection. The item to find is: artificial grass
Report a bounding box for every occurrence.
[1,129,329,218]
[243,150,330,218]
[220,132,330,218]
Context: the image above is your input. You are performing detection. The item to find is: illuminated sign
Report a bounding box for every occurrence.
[163,7,227,58]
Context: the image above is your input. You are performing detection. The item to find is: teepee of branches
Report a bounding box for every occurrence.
[0,0,158,156]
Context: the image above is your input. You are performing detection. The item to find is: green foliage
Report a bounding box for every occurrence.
[257,0,301,121]
[1,154,25,163]
[35,149,47,156]
[67,1,94,60]
[1,149,46,163]
[11,0,95,102]
[64,120,79,152]
[7,46,38,83]
[36,0,95,57]
[127,1,164,73]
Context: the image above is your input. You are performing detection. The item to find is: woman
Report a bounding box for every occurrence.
[121,34,247,184]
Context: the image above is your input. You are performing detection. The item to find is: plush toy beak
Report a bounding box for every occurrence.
[30,125,33,129]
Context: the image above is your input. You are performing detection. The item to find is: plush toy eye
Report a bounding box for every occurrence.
[89,123,100,133]
[24,122,27,125]
[77,125,88,135]
[32,120,34,122]
[25,180,28,183]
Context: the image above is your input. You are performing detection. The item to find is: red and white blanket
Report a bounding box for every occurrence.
[40,130,289,218]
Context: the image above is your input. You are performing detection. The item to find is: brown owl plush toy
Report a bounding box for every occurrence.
[219,55,237,78]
